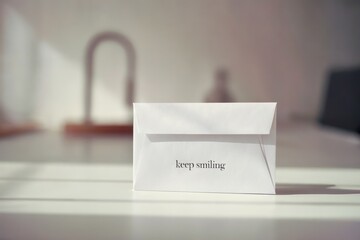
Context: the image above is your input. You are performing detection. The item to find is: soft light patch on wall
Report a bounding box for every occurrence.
[0,4,37,123]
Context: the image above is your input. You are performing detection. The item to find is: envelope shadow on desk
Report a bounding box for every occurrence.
[147,134,262,144]
[276,183,360,195]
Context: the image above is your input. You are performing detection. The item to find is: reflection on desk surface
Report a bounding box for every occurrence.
[0,122,358,168]
[0,122,359,240]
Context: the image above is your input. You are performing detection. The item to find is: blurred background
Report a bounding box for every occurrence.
[0,0,359,131]
[0,0,359,168]
[0,2,359,239]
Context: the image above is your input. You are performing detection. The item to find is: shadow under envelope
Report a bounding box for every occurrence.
[147,134,264,144]
[276,183,360,195]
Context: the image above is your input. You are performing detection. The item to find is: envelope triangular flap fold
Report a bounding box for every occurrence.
[134,103,276,135]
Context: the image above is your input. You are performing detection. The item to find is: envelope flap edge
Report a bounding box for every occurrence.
[134,103,277,135]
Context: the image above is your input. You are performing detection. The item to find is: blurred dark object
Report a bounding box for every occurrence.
[319,67,360,134]
[64,124,132,135]
[205,68,234,102]
[64,31,135,135]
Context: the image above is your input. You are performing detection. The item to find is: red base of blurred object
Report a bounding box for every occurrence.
[64,123,133,135]
[0,123,40,137]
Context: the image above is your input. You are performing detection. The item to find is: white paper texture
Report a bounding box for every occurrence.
[133,103,276,194]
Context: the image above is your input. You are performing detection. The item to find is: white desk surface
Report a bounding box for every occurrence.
[0,122,359,240]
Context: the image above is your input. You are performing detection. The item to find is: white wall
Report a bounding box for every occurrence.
[0,0,359,129]
[0,3,38,123]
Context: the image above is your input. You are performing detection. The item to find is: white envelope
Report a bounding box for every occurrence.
[133,103,277,194]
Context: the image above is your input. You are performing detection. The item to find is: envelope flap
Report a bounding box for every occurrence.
[134,103,276,135]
